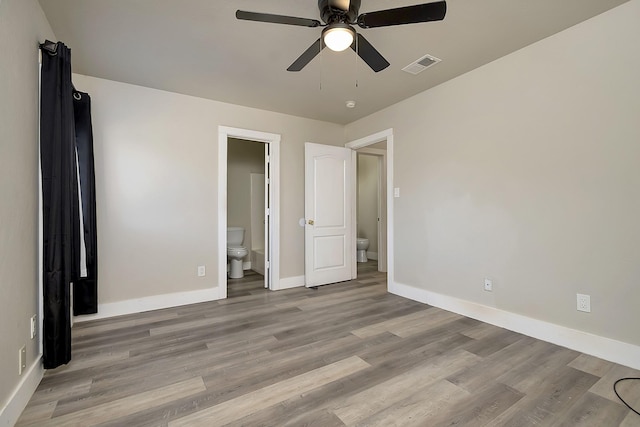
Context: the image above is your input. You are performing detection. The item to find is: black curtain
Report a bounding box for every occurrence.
[73,92,98,315]
[40,41,79,368]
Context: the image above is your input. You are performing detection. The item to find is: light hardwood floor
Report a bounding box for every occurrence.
[17,262,640,426]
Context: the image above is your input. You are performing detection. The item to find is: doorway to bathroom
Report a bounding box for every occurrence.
[227,139,266,283]
[218,126,281,299]
[356,149,386,272]
[345,129,393,287]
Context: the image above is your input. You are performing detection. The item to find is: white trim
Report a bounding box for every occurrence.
[269,139,281,291]
[0,357,44,427]
[74,287,219,322]
[390,281,640,371]
[345,129,394,290]
[366,251,378,261]
[350,150,358,279]
[345,129,393,150]
[218,126,281,298]
[274,275,305,290]
[217,129,228,299]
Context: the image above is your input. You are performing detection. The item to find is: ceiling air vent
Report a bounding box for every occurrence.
[402,54,441,75]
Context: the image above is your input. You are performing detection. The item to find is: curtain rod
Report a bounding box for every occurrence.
[39,39,58,55]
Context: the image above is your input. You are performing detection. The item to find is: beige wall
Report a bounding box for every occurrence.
[71,73,344,304]
[227,138,264,259]
[346,0,640,347]
[357,154,378,253]
[0,0,54,415]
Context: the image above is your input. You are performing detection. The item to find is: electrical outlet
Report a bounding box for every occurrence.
[30,315,37,339]
[577,294,591,312]
[197,265,206,277]
[484,278,492,292]
[19,346,26,375]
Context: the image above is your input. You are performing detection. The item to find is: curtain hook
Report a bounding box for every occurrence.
[73,92,82,101]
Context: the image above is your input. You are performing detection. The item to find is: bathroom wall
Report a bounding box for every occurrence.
[227,138,264,261]
[357,153,379,257]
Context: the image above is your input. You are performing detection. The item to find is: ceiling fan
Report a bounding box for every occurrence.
[236,0,447,72]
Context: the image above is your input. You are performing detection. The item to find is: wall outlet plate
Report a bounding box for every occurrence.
[577,293,591,312]
[197,266,206,277]
[484,278,493,292]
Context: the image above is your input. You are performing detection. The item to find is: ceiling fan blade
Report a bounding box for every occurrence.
[350,33,389,72]
[328,0,350,12]
[236,10,321,28]
[287,38,324,71]
[357,1,446,28]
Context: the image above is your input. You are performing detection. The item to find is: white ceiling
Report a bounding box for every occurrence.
[38,0,628,124]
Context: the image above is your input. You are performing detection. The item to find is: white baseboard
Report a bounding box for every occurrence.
[390,281,640,371]
[0,356,43,427]
[366,251,378,261]
[274,275,305,290]
[74,286,221,323]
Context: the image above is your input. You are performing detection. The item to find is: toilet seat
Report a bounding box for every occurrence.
[227,245,248,257]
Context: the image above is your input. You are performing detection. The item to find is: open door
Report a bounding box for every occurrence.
[304,143,353,287]
[264,143,270,289]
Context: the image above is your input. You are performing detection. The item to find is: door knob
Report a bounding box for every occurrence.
[308,219,314,225]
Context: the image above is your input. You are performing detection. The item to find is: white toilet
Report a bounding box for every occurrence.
[356,238,369,263]
[227,227,248,279]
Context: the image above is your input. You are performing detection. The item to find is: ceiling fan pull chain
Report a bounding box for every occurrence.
[320,38,323,91]
[355,35,359,88]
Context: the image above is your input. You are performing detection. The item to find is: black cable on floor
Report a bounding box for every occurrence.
[614,377,640,416]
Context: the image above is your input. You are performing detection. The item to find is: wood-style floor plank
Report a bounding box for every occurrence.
[169,356,370,427]
[16,262,640,426]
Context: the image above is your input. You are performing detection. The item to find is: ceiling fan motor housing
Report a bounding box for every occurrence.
[318,0,361,24]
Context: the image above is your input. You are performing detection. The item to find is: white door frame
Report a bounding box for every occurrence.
[345,128,394,290]
[217,126,280,299]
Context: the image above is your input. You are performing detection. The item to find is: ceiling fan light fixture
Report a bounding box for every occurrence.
[322,23,355,52]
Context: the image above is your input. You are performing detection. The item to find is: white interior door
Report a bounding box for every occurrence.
[305,142,353,287]
[264,143,270,289]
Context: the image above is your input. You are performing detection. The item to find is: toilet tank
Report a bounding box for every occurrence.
[227,227,244,245]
